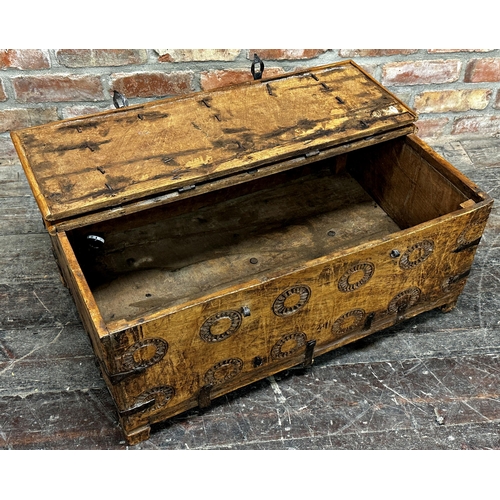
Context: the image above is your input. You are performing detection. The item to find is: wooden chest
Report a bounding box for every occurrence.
[11,60,493,445]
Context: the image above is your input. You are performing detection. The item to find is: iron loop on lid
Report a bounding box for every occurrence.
[251,53,264,80]
[113,90,129,108]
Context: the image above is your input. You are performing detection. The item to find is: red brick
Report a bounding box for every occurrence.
[465,58,500,82]
[57,49,148,67]
[382,60,461,86]
[0,80,6,102]
[157,49,240,62]
[415,118,450,139]
[111,72,194,98]
[0,49,50,70]
[0,108,59,134]
[452,115,500,136]
[200,68,285,91]
[61,105,113,119]
[414,89,491,113]
[339,49,418,57]
[248,49,326,60]
[13,75,105,103]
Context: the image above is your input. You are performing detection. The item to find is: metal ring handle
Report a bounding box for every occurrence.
[87,234,105,251]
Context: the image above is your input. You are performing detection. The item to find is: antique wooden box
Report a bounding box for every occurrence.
[11,60,493,444]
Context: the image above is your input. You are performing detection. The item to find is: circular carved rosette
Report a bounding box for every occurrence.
[204,358,244,386]
[272,285,311,317]
[270,332,307,360]
[388,287,421,315]
[399,240,434,270]
[121,338,168,371]
[133,385,175,414]
[338,263,375,292]
[199,310,242,343]
[331,309,366,338]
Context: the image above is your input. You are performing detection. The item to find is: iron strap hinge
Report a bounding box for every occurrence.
[118,398,155,418]
[107,366,147,385]
[305,150,320,158]
[302,340,317,368]
[178,184,196,193]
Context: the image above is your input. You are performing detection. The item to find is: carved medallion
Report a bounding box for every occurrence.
[338,263,374,292]
[204,358,244,386]
[399,240,434,270]
[121,338,168,371]
[388,287,421,314]
[272,285,311,317]
[133,385,175,413]
[331,309,365,337]
[200,310,242,342]
[271,332,307,360]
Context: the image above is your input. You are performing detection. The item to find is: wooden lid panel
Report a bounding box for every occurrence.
[11,61,416,222]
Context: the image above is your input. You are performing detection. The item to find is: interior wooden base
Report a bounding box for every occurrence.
[81,167,400,324]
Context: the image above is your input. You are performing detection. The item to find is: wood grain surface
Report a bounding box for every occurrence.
[10,61,415,224]
[1,137,498,449]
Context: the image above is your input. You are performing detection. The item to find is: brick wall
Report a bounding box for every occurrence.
[1,48,499,157]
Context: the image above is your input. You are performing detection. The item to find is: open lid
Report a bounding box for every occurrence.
[11,60,416,225]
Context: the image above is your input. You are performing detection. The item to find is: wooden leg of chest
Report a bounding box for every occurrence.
[123,424,151,446]
[439,299,459,313]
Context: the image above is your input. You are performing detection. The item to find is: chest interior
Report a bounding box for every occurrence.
[65,135,474,330]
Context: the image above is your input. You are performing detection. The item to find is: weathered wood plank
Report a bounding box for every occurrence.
[0,283,80,328]
[2,351,498,450]
[0,325,93,366]
[207,422,500,450]
[0,389,122,450]
[0,234,59,284]
[0,346,101,397]
[0,197,45,234]
[0,163,47,233]
[11,61,416,222]
[132,352,500,450]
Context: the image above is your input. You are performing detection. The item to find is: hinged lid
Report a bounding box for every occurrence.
[11,60,416,226]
